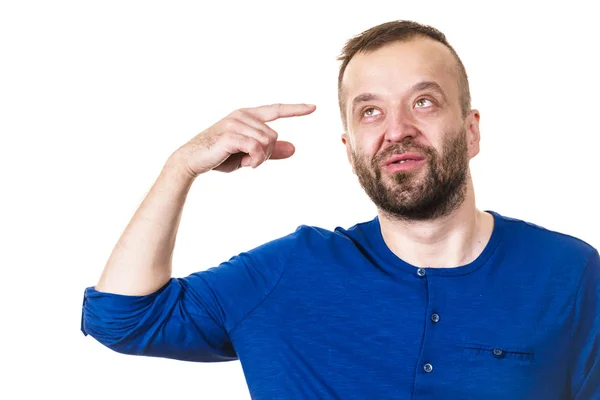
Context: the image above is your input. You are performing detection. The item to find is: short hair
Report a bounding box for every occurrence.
[337,20,471,130]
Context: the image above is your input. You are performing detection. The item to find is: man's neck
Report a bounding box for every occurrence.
[377,181,494,269]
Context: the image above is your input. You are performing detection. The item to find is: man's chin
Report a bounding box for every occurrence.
[385,170,426,189]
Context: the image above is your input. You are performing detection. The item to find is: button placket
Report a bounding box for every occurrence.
[417,273,440,381]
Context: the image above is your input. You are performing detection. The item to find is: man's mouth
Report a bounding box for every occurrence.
[383,152,426,167]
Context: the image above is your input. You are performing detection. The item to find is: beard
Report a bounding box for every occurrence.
[351,128,469,221]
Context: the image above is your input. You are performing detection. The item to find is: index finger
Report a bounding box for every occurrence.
[247,103,316,123]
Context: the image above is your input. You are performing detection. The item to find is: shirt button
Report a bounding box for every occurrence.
[417,268,426,277]
[492,348,505,358]
[423,363,434,373]
[430,313,440,323]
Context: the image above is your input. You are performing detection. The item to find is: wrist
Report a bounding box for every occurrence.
[163,153,198,185]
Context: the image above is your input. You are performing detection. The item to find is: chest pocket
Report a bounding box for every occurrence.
[463,342,535,364]
[453,342,542,399]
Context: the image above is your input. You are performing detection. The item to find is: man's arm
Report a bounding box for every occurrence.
[82,103,316,360]
[569,249,600,399]
[94,157,193,296]
[92,103,315,296]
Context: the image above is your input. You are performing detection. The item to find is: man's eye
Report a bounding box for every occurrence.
[363,108,381,117]
[415,98,433,108]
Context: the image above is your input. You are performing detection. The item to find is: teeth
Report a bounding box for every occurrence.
[390,159,417,165]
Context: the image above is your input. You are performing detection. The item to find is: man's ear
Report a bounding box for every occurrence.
[465,109,481,159]
[341,133,355,174]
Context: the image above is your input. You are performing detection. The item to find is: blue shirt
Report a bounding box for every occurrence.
[81,210,600,399]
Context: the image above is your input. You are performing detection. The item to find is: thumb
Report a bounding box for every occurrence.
[269,141,296,160]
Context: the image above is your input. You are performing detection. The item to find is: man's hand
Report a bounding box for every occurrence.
[172,103,316,178]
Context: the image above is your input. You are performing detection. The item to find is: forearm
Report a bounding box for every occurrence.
[94,155,195,296]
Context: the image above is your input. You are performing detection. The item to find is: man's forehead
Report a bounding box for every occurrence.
[341,37,458,96]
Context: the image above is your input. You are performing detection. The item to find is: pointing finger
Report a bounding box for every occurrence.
[247,103,316,123]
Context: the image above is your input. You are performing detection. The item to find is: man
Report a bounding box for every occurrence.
[81,20,599,399]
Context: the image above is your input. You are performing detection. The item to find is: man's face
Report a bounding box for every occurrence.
[341,37,480,221]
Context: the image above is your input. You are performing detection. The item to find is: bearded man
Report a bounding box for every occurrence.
[82,20,599,399]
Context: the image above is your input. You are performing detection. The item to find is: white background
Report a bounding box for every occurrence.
[1,0,598,398]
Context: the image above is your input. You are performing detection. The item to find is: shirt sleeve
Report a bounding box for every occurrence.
[81,241,288,362]
[569,248,600,399]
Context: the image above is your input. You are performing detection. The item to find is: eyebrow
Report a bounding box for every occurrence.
[351,81,447,114]
[412,81,447,101]
[351,93,382,114]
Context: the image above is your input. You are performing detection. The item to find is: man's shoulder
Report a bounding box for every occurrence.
[492,210,597,263]
[291,218,375,244]
[246,217,377,257]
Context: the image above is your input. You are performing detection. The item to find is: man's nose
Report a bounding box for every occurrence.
[384,108,420,143]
